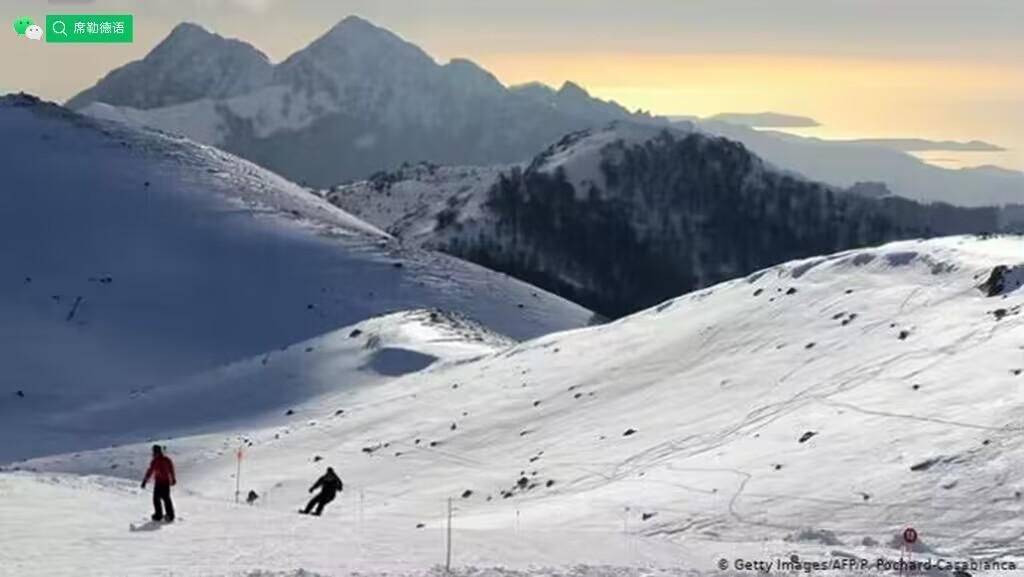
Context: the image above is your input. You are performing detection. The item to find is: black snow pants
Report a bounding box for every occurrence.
[303,491,336,516]
[152,482,175,521]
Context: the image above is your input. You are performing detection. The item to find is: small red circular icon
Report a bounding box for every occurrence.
[903,527,918,544]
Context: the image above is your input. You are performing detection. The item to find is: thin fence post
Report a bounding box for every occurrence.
[623,505,631,560]
[445,497,453,573]
[359,489,365,531]
[234,445,243,504]
[356,487,365,560]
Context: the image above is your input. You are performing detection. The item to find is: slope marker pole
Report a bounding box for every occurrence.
[445,497,453,573]
[359,489,365,531]
[234,445,244,503]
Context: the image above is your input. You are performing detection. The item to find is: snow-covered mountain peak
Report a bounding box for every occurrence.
[64,22,272,111]
[327,14,401,38]
[287,14,435,72]
[557,80,592,99]
[159,21,215,45]
[147,21,268,65]
[531,121,682,185]
[442,58,506,96]
[69,18,657,185]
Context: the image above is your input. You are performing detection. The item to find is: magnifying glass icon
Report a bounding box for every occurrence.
[52,20,67,37]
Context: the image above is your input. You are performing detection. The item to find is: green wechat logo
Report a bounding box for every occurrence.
[13,16,33,35]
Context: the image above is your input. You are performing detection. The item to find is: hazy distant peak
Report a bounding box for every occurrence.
[65,22,272,111]
[513,81,555,91]
[319,14,393,42]
[961,165,1024,178]
[152,22,268,61]
[443,58,505,93]
[319,14,426,54]
[840,138,1006,153]
[164,21,211,40]
[709,112,820,128]
[332,14,380,33]
[558,81,591,99]
[444,57,496,77]
[509,82,558,100]
[445,57,489,71]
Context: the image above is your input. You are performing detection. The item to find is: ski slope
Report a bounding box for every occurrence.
[6,235,1024,575]
[0,94,592,462]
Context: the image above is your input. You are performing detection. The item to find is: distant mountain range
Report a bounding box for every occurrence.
[71,17,647,187]
[698,121,1024,207]
[69,16,1022,207]
[328,123,1001,318]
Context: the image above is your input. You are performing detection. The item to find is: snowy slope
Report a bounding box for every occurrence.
[325,163,507,243]
[8,235,1024,575]
[0,94,592,461]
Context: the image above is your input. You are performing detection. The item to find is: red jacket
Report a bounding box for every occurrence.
[143,455,176,486]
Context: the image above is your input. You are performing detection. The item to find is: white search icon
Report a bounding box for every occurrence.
[52,19,67,36]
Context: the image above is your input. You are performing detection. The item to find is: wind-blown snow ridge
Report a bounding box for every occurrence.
[8,235,1024,575]
[4,93,382,237]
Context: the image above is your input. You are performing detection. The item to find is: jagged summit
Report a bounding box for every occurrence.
[557,80,591,98]
[68,17,653,185]
[327,14,390,35]
[150,21,268,60]
[65,21,272,111]
[442,58,506,94]
[162,21,211,41]
[290,14,435,67]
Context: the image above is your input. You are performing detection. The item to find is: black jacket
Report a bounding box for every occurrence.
[311,472,343,497]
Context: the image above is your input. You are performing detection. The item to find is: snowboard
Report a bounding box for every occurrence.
[129,517,182,531]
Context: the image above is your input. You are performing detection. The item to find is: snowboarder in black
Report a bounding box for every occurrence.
[302,467,343,516]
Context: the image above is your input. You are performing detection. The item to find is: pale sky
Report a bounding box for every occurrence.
[3,0,1022,169]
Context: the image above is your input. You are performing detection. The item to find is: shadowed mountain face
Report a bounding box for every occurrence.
[66,23,274,110]
[68,17,647,187]
[0,93,595,458]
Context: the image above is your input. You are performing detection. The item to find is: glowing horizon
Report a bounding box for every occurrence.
[469,51,1022,170]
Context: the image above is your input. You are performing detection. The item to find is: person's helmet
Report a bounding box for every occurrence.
[152,444,163,455]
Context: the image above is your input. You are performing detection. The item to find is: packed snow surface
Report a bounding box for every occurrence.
[6,232,1024,576]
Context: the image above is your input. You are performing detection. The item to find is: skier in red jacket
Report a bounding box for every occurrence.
[141,445,176,522]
